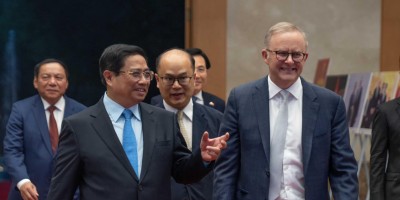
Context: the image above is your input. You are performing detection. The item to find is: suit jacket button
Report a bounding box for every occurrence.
[138,184,143,191]
[266,170,270,177]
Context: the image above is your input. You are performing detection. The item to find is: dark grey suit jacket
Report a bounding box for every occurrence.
[370,97,400,200]
[154,101,223,200]
[47,99,212,200]
[213,77,358,200]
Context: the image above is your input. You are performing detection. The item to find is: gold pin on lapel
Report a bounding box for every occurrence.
[209,102,215,107]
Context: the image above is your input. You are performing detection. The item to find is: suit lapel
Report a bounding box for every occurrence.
[192,104,207,152]
[396,98,400,119]
[90,100,139,181]
[253,78,271,163]
[63,96,76,118]
[301,79,319,174]
[33,96,54,156]
[138,103,156,182]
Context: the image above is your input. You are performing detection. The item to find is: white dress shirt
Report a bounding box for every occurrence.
[42,96,66,134]
[163,99,194,148]
[268,76,305,200]
[194,91,204,105]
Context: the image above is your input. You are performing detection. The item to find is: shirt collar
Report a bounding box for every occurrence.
[268,76,302,100]
[41,96,65,111]
[163,99,194,122]
[103,92,141,122]
[194,91,203,101]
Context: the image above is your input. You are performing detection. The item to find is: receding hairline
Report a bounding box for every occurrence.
[264,22,308,50]
[156,48,194,72]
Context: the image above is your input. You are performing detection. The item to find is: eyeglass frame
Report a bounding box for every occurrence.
[119,70,154,81]
[266,49,308,63]
[157,75,194,86]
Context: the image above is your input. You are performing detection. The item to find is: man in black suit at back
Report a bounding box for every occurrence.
[151,48,225,113]
[153,48,223,200]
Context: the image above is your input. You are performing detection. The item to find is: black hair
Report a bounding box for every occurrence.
[99,44,148,86]
[185,48,211,69]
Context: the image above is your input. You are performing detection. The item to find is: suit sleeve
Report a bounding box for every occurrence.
[3,103,30,184]
[213,88,240,200]
[329,99,359,199]
[47,119,81,200]
[370,106,388,199]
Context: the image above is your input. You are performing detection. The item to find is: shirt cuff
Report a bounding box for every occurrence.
[17,179,31,189]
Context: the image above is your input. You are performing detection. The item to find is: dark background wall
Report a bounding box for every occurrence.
[0,0,184,154]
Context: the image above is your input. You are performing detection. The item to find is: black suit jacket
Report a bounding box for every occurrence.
[47,99,212,200]
[201,91,225,113]
[151,91,225,113]
[370,97,400,200]
[154,101,223,200]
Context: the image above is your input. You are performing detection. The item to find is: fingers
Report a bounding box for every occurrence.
[201,131,209,142]
[202,146,221,161]
[20,182,39,200]
[219,132,230,149]
[200,132,229,162]
[223,132,230,141]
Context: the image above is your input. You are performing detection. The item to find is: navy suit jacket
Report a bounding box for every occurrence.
[213,77,358,200]
[47,100,213,200]
[151,91,225,113]
[3,95,86,200]
[154,101,223,200]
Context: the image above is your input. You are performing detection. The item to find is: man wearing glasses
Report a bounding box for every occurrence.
[151,48,225,113]
[213,22,358,200]
[47,44,229,200]
[153,48,223,200]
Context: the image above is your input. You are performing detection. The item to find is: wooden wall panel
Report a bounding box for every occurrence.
[185,0,227,100]
[381,0,400,71]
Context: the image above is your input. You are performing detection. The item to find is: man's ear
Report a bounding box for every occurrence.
[261,49,269,64]
[155,73,160,88]
[33,77,38,89]
[103,70,113,86]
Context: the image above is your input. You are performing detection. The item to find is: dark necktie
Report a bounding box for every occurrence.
[48,105,58,153]
[269,90,290,200]
[122,109,139,176]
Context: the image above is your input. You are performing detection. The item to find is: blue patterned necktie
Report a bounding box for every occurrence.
[122,109,139,176]
[269,90,290,200]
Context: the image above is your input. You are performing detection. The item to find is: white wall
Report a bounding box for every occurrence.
[227,0,381,94]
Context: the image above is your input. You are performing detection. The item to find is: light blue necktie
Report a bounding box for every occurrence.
[269,90,290,200]
[122,109,139,176]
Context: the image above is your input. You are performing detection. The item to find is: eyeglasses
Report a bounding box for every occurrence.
[158,76,193,86]
[119,70,154,81]
[266,49,307,63]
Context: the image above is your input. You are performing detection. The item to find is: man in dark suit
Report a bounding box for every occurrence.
[3,59,86,200]
[370,97,400,200]
[47,44,229,200]
[213,22,358,200]
[151,48,225,113]
[153,48,223,200]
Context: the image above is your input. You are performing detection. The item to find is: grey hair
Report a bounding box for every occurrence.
[264,22,308,50]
